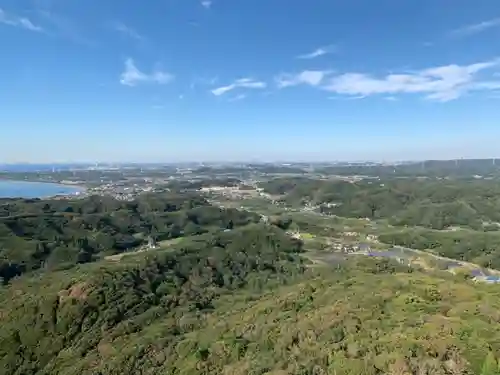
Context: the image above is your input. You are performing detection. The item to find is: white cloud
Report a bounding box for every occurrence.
[211,78,266,96]
[328,95,366,101]
[276,70,330,88]
[112,21,143,41]
[323,59,500,102]
[450,18,500,37]
[201,1,212,9]
[297,45,336,59]
[228,94,246,102]
[120,58,174,86]
[190,76,218,90]
[0,8,44,32]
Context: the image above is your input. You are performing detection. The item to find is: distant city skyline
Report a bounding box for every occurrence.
[1,0,500,162]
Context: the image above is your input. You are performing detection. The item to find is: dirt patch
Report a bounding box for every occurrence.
[58,282,89,303]
[105,253,127,261]
[97,341,116,358]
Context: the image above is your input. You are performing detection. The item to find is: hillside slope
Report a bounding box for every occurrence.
[2,227,500,374]
[0,193,259,283]
[259,178,500,230]
[0,224,304,375]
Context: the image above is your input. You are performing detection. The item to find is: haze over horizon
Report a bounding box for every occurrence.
[1,0,500,162]
[3,153,500,166]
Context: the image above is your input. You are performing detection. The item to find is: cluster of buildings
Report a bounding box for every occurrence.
[330,241,364,253]
[77,183,161,201]
[444,262,500,284]
[468,269,500,284]
[199,186,254,199]
[475,275,500,284]
[199,184,275,202]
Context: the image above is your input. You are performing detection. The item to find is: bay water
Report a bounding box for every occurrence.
[0,180,84,199]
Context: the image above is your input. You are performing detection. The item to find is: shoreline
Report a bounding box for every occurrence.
[0,177,89,191]
[0,179,88,199]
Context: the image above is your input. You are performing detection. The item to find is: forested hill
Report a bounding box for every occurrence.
[260,177,500,230]
[0,224,306,375]
[315,159,500,178]
[2,226,500,374]
[0,193,260,283]
[4,191,500,374]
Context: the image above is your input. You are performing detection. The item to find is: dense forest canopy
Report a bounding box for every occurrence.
[1,225,500,374]
[0,224,306,375]
[0,193,259,283]
[4,179,500,374]
[260,177,500,230]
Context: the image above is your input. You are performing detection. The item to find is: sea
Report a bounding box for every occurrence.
[0,180,84,199]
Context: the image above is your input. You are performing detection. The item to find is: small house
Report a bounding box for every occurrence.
[470,269,485,278]
[147,236,158,249]
[485,276,500,284]
[357,243,371,253]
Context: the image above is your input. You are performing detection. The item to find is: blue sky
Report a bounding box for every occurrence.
[1,0,500,162]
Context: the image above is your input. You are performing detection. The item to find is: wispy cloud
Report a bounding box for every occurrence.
[0,8,44,32]
[328,95,366,101]
[322,59,500,102]
[276,70,331,88]
[228,94,246,102]
[384,96,398,101]
[450,17,500,37]
[297,45,336,59]
[201,1,212,9]
[211,78,266,96]
[120,58,174,86]
[112,21,144,41]
[190,76,218,90]
[37,10,94,46]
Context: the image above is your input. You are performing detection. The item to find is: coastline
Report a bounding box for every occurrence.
[0,176,89,190]
[0,179,87,199]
